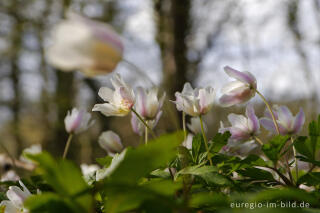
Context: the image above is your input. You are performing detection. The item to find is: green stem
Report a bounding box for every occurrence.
[255,90,280,135]
[145,125,148,145]
[63,134,73,159]
[0,143,17,170]
[182,112,187,141]
[199,115,213,166]
[131,108,156,139]
[253,136,264,146]
[291,137,299,183]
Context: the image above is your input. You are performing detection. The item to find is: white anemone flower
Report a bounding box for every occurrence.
[64,108,94,134]
[92,74,135,117]
[98,131,124,156]
[173,83,215,117]
[0,181,32,213]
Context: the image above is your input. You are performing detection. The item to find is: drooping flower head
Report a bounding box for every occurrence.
[98,131,124,156]
[219,66,257,107]
[64,108,94,134]
[220,140,259,158]
[219,104,260,142]
[92,74,135,117]
[173,83,215,117]
[260,105,305,135]
[46,12,124,76]
[130,87,165,135]
[0,181,32,213]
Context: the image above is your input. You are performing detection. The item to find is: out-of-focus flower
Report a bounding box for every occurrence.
[260,105,305,135]
[219,66,257,107]
[1,171,20,182]
[64,108,94,134]
[93,74,135,117]
[81,164,100,176]
[220,140,259,158]
[20,144,42,164]
[0,181,31,213]
[46,12,124,76]
[173,83,215,116]
[219,104,260,141]
[187,117,207,134]
[98,131,124,156]
[182,134,194,149]
[130,87,165,135]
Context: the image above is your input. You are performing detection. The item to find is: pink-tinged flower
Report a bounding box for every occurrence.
[130,87,165,135]
[220,140,259,158]
[98,131,124,156]
[46,12,124,76]
[92,74,135,117]
[219,66,257,107]
[260,105,305,135]
[135,87,165,120]
[64,108,94,134]
[1,171,20,182]
[131,111,162,136]
[0,181,32,213]
[173,83,215,116]
[219,104,260,141]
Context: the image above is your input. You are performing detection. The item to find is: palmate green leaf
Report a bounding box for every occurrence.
[104,131,183,184]
[294,136,314,160]
[26,152,92,212]
[262,135,290,163]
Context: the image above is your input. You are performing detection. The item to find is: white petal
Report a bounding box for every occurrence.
[92,103,127,117]
[98,87,114,102]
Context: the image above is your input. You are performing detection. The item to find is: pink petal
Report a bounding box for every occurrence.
[293,108,305,134]
[246,104,260,133]
[278,106,294,129]
[224,66,256,86]
[260,118,287,135]
[219,87,253,107]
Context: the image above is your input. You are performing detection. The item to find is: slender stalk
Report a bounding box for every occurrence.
[253,136,264,146]
[255,90,280,134]
[131,108,156,139]
[182,112,187,141]
[122,59,155,86]
[63,134,73,159]
[199,115,213,166]
[291,137,299,182]
[145,125,148,144]
[0,143,17,170]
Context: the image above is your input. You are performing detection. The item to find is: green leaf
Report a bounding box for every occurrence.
[294,136,314,160]
[262,135,290,163]
[25,193,77,213]
[210,131,231,153]
[96,156,113,167]
[192,133,205,163]
[190,192,229,208]
[251,188,319,205]
[237,168,275,182]
[103,131,183,184]
[297,172,320,186]
[103,179,181,213]
[176,165,230,186]
[26,152,92,212]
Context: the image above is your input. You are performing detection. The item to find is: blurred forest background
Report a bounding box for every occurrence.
[0,0,319,165]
